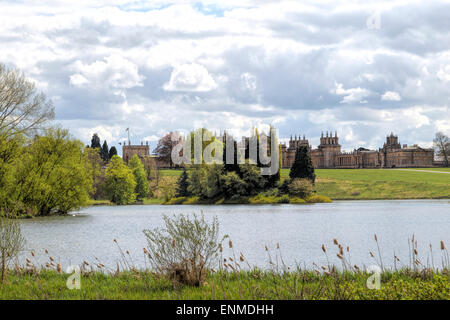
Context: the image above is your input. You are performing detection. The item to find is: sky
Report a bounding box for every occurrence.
[1,0,449,152]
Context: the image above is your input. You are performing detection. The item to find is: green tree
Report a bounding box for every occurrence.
[90,133,101,149]
[108,146,118,160]
[101,140,109,162]
[128,155,149,200]
[105,155,136,204]
[12,128,93,216]
[84,147,104,200]
[289,146,315,183]
[176,168,190,197]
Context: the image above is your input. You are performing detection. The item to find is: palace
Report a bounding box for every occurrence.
[281,132,434,169]
[122,131,435,169]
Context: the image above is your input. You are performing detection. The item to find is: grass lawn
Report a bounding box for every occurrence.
[156,168,450,200]
[1,269,448,300]
[310,169,450,200]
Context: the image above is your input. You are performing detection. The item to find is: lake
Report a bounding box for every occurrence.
[19,200,450,271]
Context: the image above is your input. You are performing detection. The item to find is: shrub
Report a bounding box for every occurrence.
[289,197,307,204]
[306,195,332,203]
[0,216,26,283]
[143,214,227,287]
[288,178,315,198]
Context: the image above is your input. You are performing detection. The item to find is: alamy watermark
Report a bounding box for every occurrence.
[170,127,279,176]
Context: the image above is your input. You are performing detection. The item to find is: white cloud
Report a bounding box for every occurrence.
[163,63,217,92]
[381,91,402,101]
[70,55,144,90]
[437,65,450,81]
[334,83,371,104]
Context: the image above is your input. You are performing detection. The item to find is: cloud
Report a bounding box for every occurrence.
[334,83,371,104]
[1,0,450,151]
[163,63,218,92]
[381,91,402,101]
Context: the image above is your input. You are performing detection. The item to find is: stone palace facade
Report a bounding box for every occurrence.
[281,132,434,169]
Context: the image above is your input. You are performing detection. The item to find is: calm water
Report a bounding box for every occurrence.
[19,200,450,270]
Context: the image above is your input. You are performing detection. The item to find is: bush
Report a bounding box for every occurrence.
[143,214,227,287]
[289,197,307,204]
[288,178,315,198]
[0,216,26,283]
[305,195,332,203]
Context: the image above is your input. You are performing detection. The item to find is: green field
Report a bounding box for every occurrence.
[1,269,448,300]
[159,168,450,200]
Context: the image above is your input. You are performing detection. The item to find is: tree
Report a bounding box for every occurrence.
[101,140,109,162]
[176,168,190,197]
[0,64,54,138]
[90,133,101,149]
[128,154,149,200]
[84,147,104,200]
[155,132,181,167]
[11,128,93,216]
[108,146,118,159]
[0,216,26,283]
[289,146,316,183]
[105,155,136,204]
[433,132,449,167]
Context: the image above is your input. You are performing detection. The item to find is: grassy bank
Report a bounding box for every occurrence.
[92,167,449,206]
[310,169,450,200]
[1,269,448,300]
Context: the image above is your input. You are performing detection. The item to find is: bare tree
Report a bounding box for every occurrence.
[154,132,182,168]
[0,216,26,283]
[433,132,449,167]
[0,64,54,137]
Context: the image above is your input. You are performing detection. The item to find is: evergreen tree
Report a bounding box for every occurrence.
[176,167,190,197]
[289,146,315,183]
[128,155,149,200]
[90,133,101,149]
[101,140,109,162]
[108,146,118,159]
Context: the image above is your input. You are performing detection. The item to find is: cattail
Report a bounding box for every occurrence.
[276,243,280,249]
[31,251,35,257]
[26,258,31,263]
[240,254,244,262]
[339,247,344,256]
[45,262,51,268]
[337,253,343,260]
[321,244,326,253]
[126,250,130,255]
[414,248,418,255]
[83,261,89,266]
[228,240,233,248]
[265,245,268,251]
[346,246,350,252]
[172,239,176,248]
[229,257,233,262]
[57,264,62,273]
[113,239,117,243]
[333,238,338,245]
[370,251,374,258]
[441,240,445,250]
[354,265,359,270]
[321,266,326,270]
[45,249,49,254]
[49,256,54,262]
[219,244,223,252]
[374,234,378,242]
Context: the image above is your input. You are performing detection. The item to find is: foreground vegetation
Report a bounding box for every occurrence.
[1,268,448,300]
